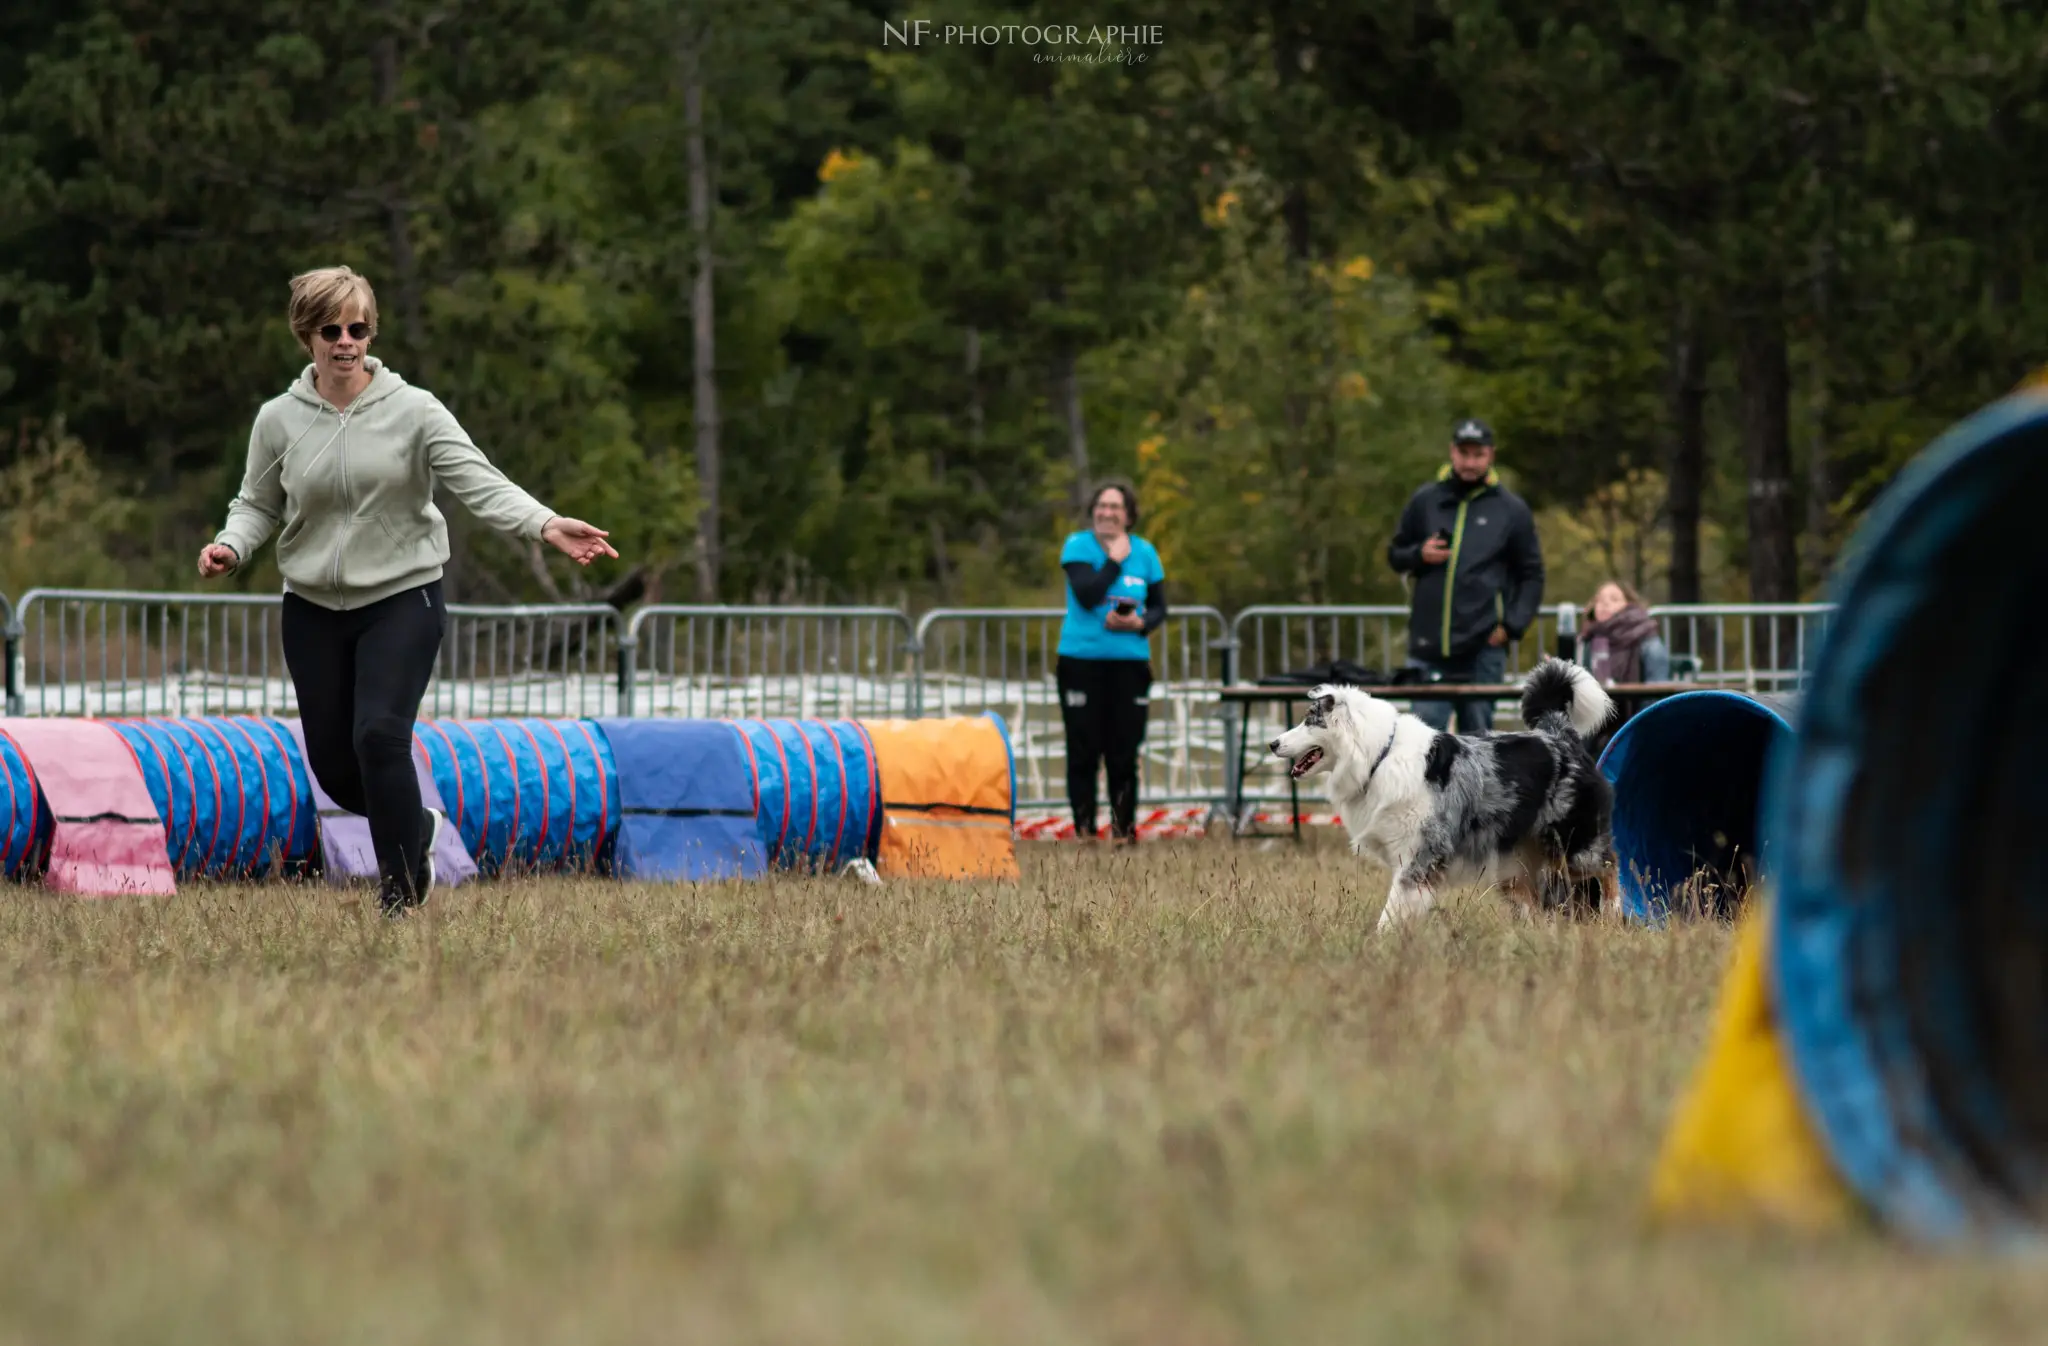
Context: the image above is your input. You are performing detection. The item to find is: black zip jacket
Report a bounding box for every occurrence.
[1386,467,1544,661]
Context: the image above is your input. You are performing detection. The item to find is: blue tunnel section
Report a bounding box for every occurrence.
[415,719,618,876]
[731,719,881,873]
[1760,388,2048,1247]
[834,721,882,869]
[593,719,764,882]
[1597,691,1795,921]
[0,730,50,880]
[108,718,317,878]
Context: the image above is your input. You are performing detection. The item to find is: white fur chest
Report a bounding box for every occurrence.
[1343,795,1416,867]
[1326,733,1432,870]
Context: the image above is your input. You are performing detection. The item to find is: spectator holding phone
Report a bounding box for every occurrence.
[1056,479,1167,843]
[1386,418,1545,734]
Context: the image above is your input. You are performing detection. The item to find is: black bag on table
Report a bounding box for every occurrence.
[1256,658,1432,688]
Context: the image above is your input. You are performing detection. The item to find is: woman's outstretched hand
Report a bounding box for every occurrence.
[196,543,238,579]
[540,517,621,567]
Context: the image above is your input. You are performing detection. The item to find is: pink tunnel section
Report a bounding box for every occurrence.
[0,718,178,897]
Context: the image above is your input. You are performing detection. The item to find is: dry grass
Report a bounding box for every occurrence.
[0,838,2040,1345]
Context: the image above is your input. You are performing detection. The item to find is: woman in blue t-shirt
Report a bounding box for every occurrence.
[1057,479,1168,843]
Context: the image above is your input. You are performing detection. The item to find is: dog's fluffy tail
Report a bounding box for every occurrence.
[1521,657,1613,738]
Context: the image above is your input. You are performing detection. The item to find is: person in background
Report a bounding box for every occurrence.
[1056,480,1167,844]
[1386,418,1545,734]
[198,265,617,915]
[1580,580,1669,685]
[1580,579,1671,758]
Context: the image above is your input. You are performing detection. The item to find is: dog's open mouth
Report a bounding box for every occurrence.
[1288,747,1324,779]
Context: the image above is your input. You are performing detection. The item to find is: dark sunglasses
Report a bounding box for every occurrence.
[318,321,373,343]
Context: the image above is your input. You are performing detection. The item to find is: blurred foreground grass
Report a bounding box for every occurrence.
[0,839,2039,1345]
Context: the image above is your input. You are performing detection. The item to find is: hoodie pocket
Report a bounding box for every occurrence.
[374,513,427,554]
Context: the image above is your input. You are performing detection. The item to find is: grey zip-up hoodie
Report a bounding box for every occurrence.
[214,358,556,610]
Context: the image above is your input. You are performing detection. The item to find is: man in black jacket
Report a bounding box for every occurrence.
[1386,418,1545,733]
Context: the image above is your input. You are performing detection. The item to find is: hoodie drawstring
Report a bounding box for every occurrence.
[243,380,365,494]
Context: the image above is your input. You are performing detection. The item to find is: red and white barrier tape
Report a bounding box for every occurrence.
[1013,806,1344,841]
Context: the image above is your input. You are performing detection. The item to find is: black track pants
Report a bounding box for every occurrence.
[1056,656,1152,839]
[282,581,445,896]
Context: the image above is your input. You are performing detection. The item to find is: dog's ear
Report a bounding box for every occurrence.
[1306,685,1338,724]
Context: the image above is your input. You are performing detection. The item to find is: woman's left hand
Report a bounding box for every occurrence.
[1105,611,1146,632]
[540,517,621,566]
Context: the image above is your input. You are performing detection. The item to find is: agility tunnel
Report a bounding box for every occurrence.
[1650,382,2048,1245]
[730,719,882,873]
[1598,691,1795,921]
[596,718,764,882]
[0,712,1004,891]
[278,721,479,890]
[862,712,1018,880]
[108,717,318,879]
[415,719,619,876]
[590,718,885,881]
[0,718,178,895]
[0,729,47,881]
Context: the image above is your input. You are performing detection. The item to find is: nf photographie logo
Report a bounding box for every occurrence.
[882,20,1165,63]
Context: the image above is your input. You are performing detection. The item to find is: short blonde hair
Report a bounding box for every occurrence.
[287,266,379,353]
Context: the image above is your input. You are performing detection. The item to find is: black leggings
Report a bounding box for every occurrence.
[282,582,445,894]
[1056,656,1152,839]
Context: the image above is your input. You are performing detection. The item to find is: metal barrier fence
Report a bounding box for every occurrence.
[1228,604,1567,683]
[1646,602,1835,695]
[431,603,621,717]
[1224,601,1832,691]
[2,588,1838,819]
[915,606,1231,812]
[618,606,918,721]
[3,589,622,719]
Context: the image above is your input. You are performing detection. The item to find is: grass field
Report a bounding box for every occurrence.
[1,838,2041,1345]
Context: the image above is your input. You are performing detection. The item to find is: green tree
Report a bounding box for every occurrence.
[0,0,674,601]
[1100,169,1454,610]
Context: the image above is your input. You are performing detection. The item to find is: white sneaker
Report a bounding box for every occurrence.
[418,806,445,902]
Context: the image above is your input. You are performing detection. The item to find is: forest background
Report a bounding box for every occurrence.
[3,1,2042,615]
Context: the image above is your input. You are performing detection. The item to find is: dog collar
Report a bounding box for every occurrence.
[1363,725,1398,785]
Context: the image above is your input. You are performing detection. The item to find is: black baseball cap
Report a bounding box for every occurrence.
[1451,418,1494,446]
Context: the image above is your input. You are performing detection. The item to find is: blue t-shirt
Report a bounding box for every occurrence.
[1058,531,1164,661]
